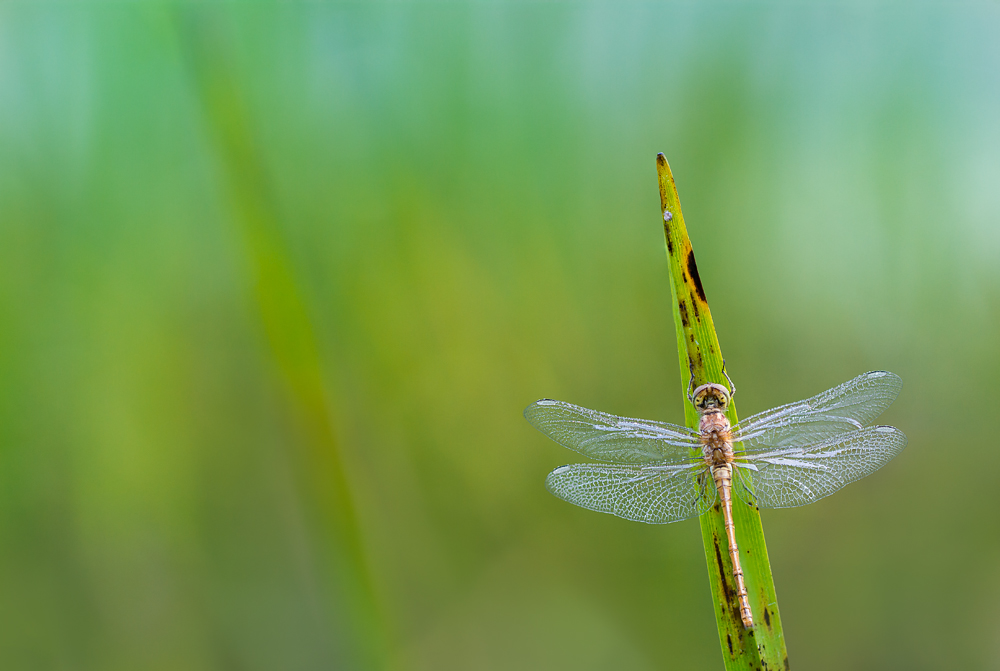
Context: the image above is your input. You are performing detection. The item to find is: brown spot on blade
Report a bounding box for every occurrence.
[712,536,733,600]
[678,301,690,327]
[687,249,707,302]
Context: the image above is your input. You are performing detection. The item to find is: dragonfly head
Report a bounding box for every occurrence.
[691,383,731,413]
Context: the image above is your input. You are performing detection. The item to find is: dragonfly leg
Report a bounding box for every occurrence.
[687,359,696,403]
[722,359,736,399]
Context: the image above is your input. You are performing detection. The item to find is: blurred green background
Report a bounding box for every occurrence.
[2,3,999,670]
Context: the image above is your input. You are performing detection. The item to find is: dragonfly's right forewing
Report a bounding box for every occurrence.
[732,371,902,451]
[525,399,701,464]
[546,463,714,524]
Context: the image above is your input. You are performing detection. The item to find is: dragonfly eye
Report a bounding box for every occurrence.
[692,383,731,412]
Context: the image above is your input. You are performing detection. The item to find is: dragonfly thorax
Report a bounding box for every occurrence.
[698,409,733,467]
[698,408,730,435]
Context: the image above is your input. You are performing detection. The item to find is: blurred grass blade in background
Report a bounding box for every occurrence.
[173,10,388,670]
[657,154,787,670]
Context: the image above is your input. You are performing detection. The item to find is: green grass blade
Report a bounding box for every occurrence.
[174,13,389,669]
[656,154,788,670]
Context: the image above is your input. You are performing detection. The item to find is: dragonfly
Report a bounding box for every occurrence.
[524,370,906,629]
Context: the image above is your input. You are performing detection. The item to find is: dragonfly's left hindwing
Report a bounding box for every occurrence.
[546,463,715,524]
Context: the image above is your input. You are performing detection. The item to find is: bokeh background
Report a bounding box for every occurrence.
[2,3,999,670]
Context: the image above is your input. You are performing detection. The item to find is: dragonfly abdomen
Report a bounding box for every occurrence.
[712,464,754,628]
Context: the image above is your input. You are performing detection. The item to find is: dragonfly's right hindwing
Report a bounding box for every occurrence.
[546,463,715,524]
[733,425,907,509]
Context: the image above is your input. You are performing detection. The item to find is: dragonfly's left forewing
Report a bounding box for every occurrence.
[546,463,714,524]
[734,425,907,509]
[525,399,701,463]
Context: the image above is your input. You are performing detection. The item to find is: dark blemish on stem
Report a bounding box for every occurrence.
[678,301,689,327]
[764,608,771,628]
[713,537,732,599]
[784,656,790,670]
[714,537,744,624]
[727,634,733,656]
[687,250,707,302]
[713,537,726,575]
[666,232,674,254]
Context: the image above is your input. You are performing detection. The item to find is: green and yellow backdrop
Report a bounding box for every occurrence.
[1,4,998,670]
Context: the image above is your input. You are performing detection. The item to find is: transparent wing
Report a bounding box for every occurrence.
[546,463,715,524]
[732,371,902,452]
[525,399,701,464]
[733,425,906,509]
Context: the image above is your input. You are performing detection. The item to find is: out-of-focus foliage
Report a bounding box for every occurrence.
[1,4,998,670]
